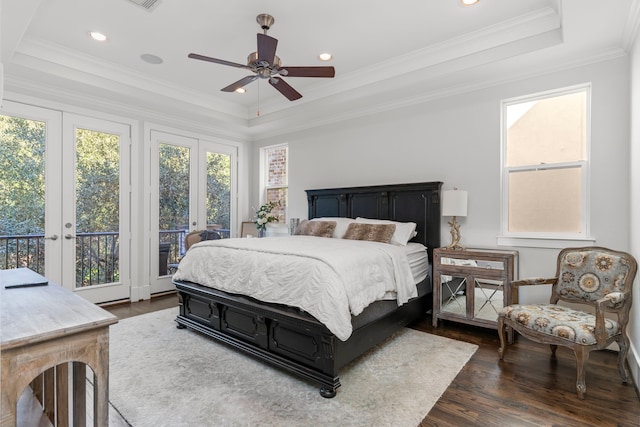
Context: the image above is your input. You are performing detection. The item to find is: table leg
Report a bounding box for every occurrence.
[92,330,110,427]
[56,363,70,427]
[73,362,86,427]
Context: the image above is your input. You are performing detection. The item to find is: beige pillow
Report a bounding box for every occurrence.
[355,217,417,245]
[294,220,337,238]
[342,223,396,244]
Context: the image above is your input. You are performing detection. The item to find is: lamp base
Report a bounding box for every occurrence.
[446,216,465,250]
[446,243,466,251]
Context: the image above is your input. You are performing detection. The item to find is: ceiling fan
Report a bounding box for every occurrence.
[188,14,335,101]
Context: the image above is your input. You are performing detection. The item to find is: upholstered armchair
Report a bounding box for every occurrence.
[497,246,637,399]
[169,230,223,273]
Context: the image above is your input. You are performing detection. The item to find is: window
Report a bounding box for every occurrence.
[262,144,288,221]
[499,85,591,247]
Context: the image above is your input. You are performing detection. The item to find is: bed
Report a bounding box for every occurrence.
[172,181,442,397]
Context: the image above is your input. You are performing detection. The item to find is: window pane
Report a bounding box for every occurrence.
[267,187,287,221]
[158,144,190,276]
[206,151,231,231]
[266,146,287,186]
[508,167,582,233]
[506,91,586,167]
[0,115,46,272]
[75,128,120,287]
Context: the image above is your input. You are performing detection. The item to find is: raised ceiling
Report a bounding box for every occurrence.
[2,0,639,139]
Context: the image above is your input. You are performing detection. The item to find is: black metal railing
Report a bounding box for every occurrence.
[1,233,46,274]
[1,228,231,283]
[0,232,121,287]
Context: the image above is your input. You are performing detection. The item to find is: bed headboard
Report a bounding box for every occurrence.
[306,182,442,260]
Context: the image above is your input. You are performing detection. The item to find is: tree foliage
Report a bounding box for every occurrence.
[75,128,120,233]
[206,152,231,229]
[0,115,46,235]
[158,144,231,231]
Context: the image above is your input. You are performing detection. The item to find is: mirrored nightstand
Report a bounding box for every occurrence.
[432,247,518,330]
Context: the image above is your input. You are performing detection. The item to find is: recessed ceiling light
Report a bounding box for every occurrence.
[460,0,479,6]
[140,53,163,64]
[89,31,107,42]
[235,88,246,94]
[318,53,332,61]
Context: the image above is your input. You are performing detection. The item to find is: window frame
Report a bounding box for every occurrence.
[498,83,594,249]
[260,143,288,220]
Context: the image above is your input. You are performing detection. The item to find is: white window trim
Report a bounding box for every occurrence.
[498,83,593,249]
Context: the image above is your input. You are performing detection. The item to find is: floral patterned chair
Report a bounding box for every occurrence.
[497,247,637,399]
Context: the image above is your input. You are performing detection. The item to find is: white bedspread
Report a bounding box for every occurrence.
[173,236,417,341]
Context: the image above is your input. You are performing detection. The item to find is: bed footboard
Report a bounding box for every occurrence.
[173,279,430,397]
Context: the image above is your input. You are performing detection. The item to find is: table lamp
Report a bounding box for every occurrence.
[442,188,468,250]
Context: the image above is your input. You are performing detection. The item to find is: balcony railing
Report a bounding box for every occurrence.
[1,228,231,285]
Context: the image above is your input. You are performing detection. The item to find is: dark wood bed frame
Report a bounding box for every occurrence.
[173,181,442,397]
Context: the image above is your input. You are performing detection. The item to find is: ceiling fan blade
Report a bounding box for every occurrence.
[257,33,278,65]
[279,66,335,78]
[188,53,251,70]
[269,77,302,101]
[221,75,258,92]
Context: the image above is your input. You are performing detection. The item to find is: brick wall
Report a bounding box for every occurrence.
[266,146,287,220]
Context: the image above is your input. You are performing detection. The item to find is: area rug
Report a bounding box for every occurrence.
[108,308,477,427]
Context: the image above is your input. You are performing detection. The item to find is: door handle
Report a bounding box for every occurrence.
[64,234,76,240]
[45,234,59,241]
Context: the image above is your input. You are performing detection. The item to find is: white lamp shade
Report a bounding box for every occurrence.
[442,190,468,217]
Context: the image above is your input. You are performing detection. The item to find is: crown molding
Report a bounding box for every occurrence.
[249,46,627,142]
[622,0,640,52]
[14,36,250,119]
[3,78,251,142]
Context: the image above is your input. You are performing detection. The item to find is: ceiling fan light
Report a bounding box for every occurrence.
[235,88,246,94]
[319,53,332,61]
[89,31,107,42]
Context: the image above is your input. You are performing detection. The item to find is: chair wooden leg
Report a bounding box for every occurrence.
[497,316,507,359]
[574,346,590,399]
[616,335,630,383]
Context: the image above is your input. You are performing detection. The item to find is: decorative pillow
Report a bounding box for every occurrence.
[310,217,356,238]
[294,220,337,238]
[354,217,417,246]
[342,223,396,244]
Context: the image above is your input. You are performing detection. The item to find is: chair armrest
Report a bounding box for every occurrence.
[597,292,625,307]
[594,292,628,347]
[511,277,557,288]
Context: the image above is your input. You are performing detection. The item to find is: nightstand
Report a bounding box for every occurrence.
[432,247,518,330]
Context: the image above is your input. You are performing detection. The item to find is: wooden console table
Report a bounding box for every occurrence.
[0,269,118,427]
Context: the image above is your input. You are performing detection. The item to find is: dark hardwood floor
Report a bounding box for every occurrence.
[104,295,640,427]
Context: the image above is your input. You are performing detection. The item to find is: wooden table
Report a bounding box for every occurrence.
[1,269,118,427]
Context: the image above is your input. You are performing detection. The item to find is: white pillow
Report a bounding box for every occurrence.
[310,217,355,238]
[354,217,417,246]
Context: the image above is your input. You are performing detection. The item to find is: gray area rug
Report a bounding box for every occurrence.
[108,308,477,427]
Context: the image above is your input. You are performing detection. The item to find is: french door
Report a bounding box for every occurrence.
[149,130,235,294]
[1,101,131,303]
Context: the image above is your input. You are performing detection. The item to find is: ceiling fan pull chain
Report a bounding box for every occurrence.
[257,79,261,117]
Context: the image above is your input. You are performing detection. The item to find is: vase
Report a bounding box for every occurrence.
[258,228,265,238]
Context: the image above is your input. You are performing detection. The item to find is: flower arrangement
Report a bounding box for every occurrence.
[255,200,280,231]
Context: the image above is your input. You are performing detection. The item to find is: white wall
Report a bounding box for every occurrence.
[256,56,630,264]
[254,55,636,379]
[629,24,640,389]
